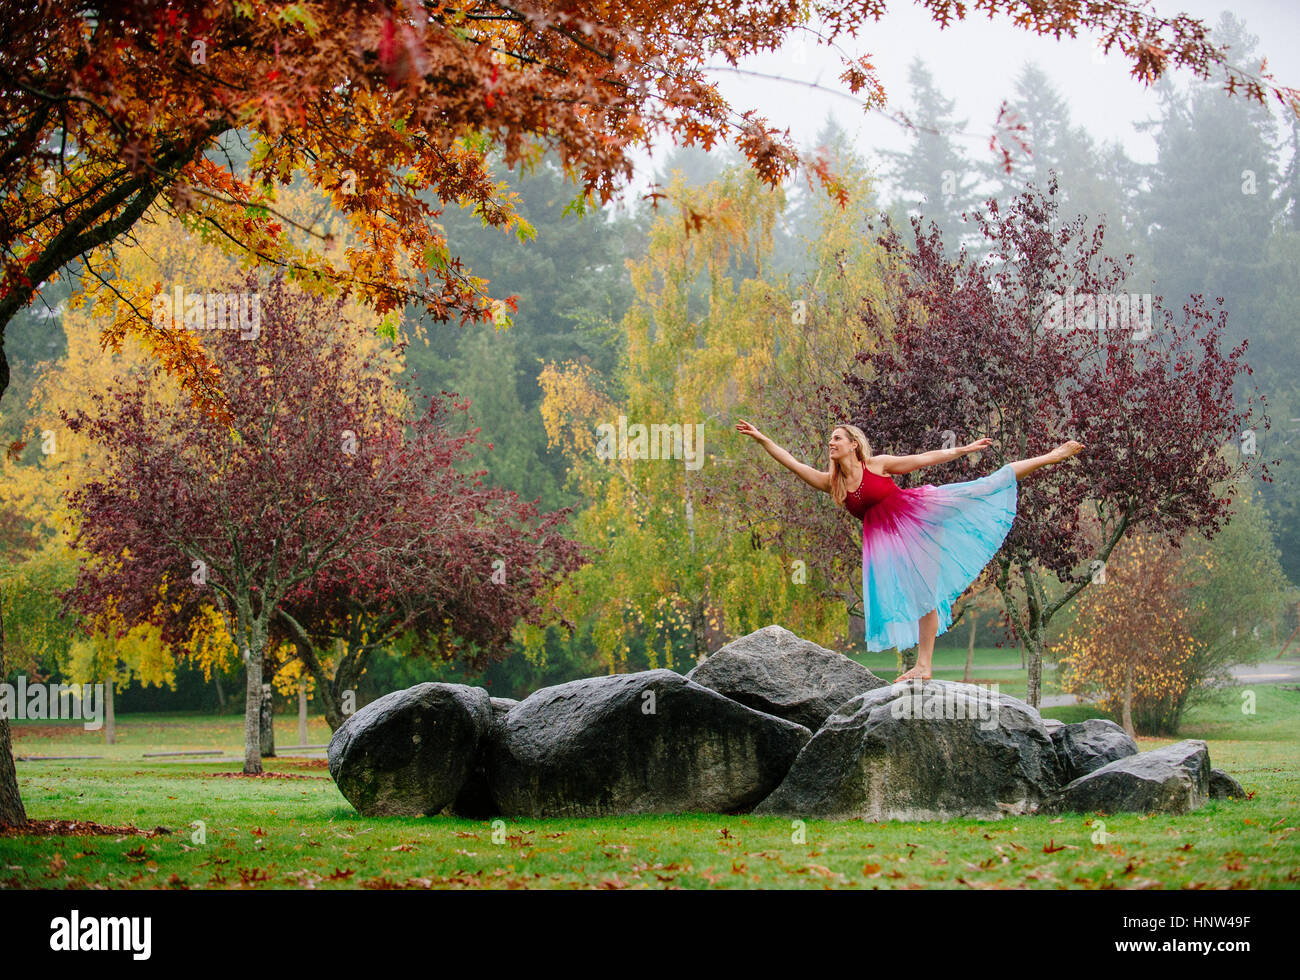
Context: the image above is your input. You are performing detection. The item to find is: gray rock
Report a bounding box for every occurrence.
[1051,718,1139,782]
[1044,739,1212,815]
[328,683,492,816]
[753,679,1063,821]
[449,697,517,818]
[487,670,811,818]
[1041,718,1065,736]
[685,624,888,731]
[1209,767,1246,800]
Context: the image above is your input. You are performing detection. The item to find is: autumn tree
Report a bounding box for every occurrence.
[3,0,1298,827]
[532,152,894,668]
[6,0,1297,416]
[0,0,889,414]
[700,141,901,650]
[1056,530,1203,737]
[62,618,178,745]
[275,390,587,731]
[841,176,1275,707]
[1136,485,1295,732]
[1057,486,1295,736]
[64,272,583,769]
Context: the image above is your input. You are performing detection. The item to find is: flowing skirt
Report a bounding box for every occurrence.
[861,463,1017,652]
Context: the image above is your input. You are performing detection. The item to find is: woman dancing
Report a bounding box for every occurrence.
[736,419,1083,682]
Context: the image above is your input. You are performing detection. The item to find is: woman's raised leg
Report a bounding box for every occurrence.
[1010,440,1084,480]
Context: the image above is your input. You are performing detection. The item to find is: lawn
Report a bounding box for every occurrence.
[1,668,1296,889]
[854,646,1063,701]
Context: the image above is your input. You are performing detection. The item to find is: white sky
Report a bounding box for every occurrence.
[619,1,1299,203]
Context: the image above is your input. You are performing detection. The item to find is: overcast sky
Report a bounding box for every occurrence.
[620,1,1299,203]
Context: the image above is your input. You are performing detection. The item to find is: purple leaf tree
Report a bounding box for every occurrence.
[842,176,1275,705]
[64,273,584,771]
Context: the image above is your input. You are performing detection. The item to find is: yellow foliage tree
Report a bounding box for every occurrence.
[1056,530,1205,737]
[530,152,892,671]
[2,187,402,714]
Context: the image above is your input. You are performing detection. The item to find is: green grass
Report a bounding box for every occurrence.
[1,679,1297,889]
[853,646,1067,701]
[7,714,335,761]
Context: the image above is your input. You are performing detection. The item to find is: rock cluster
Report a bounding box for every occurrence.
[327,624,1245,820]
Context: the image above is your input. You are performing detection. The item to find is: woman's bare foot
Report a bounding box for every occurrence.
[894,665,932,683]
[1047,439,1085,464]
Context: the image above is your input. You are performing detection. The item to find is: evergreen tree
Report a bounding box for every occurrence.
[1138,15,1278,368]
[444,325,567,512]
[402,149,642,508]
[879,58,981,255]
[980,62,1142,269]
[1138,12,1298,585]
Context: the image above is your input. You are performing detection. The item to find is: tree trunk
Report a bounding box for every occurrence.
[290,630,345,731]
[213,670,225,711]
[849,609,865,651]
[1019,636,1026,669]
[243,650,264,774]
[321,674,346,731]
[964,614,976,683]
[1026,627,1045,708]
[1121,660,1136,739]
[689,596,706,665]
[259,683,276,757]
[0,597,28,827]
[298,683,308,745]
[104,681,116,745]
[682,467,707,665]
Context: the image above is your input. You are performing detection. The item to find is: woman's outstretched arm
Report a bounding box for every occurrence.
[879,437,994,474]
[735,419,831,492]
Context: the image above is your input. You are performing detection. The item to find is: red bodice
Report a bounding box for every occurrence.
[844,466,898,520]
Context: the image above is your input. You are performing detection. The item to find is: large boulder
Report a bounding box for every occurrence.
[1209,767,1246,800]
[328,683,492,816]
[754,679,1063,821]
[685,624,888,731]
[448,697,517,818]
[1044,739,1212,815]
[1051,718,1139,783]
[487,670,811,817]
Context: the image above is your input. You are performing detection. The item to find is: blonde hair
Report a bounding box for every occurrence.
[830,424,873,509]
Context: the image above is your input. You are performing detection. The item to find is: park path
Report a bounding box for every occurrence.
[1036,658,1300,707]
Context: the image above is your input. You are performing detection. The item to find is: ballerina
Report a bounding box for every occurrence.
[736,419,1083,683]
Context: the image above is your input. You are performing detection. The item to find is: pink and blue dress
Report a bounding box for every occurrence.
[844,462,1017,652]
